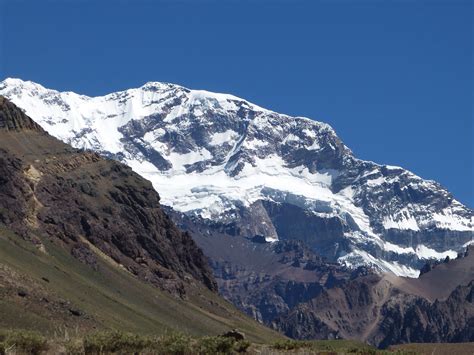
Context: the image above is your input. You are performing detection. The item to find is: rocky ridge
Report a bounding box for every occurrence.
[274,247,474,347]
[0,96,217,295]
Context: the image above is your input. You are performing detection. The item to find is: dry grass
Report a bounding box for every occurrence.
[0,224,281,343]
[390,342,474,355]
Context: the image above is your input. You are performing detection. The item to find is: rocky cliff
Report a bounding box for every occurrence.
[0,96,217,295]
[274,248,474,347]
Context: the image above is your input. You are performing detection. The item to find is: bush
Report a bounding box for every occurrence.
[83,331,149,354]
[317,343,335,351]
[0,330,48,355]
[233,339,251,353]
[63,338,84,355]
[272,339,312,351]
[347,346,378,354]
[197,336,235,354]
[155,333,193,355]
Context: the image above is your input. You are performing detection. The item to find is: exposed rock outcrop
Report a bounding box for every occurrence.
[273,250,474,347]
[0,96,217,295]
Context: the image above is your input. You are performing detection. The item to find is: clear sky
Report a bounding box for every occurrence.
[1,0,472,207]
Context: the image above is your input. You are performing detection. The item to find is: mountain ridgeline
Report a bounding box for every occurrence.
[1,78,471,277]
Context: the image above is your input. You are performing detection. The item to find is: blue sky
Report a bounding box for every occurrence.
[1,0,472,206]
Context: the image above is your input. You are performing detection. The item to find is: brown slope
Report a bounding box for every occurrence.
[0,96,44,131]
[0,96,216,295]
[385,247,474,301]
[273,251,474,348]
[168,208,360,324]
[0,221,283,341]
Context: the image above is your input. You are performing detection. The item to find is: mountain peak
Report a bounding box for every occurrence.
[141,80,181,91]
[1,77,47,92]
[0,79,472,278]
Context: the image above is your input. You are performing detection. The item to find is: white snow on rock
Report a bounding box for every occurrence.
[339,249,421,278]
[383,209,420,231]
[209,130,239,146]
[1,77,472,278]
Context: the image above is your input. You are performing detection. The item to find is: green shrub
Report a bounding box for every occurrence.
[83,331,149,354]
[272,339,312,351]
[155,333,193,355]
[0,330,48,355]
[197,336,235,354]
[63,338,84,355]
[317,343,335,351]
[233,339,251,353]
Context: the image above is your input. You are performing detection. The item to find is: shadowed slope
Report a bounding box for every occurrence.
[0,96,216,294]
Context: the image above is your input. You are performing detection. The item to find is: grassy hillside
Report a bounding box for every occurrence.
[0,224,281,343]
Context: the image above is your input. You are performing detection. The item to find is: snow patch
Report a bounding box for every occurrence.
[383,209,420,231]
[339,249,420,278]
[209,130,238,146]
[415,245,458,260]
[166,148,212,171]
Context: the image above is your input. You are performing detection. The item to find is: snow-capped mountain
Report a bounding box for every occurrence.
[1,78,472,277]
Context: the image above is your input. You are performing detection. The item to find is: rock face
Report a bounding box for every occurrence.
[0,96,44,131]
[0,96,217,295]
[1,78,471,277]
[168,207,366,324]
[375,282,474,347]
[273,248,474,347]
